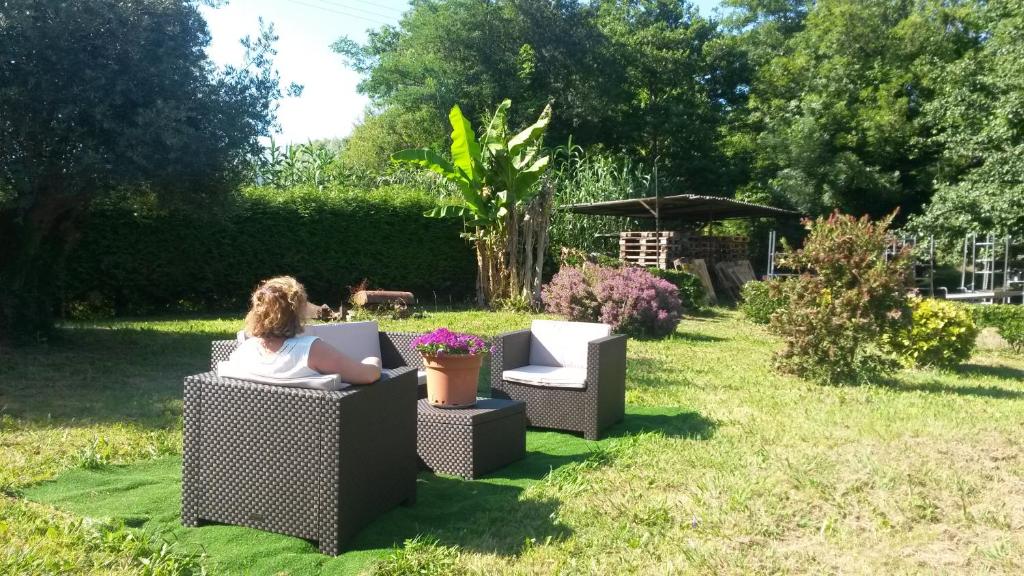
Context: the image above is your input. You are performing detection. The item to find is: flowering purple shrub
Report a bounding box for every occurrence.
[541,265,682,337]
[411,328,489,356]
[540,266,600,320]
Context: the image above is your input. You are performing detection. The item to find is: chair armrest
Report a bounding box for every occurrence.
[376,365,417,383]
[587,334,628,429]
[210,340,239,370]
[587,334,628,387]
[587,334,628,367]
[379,332,425,370]
[490,329,531,390]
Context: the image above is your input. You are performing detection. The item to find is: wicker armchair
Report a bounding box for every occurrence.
[183,326,419,555]
[490,320,627,440]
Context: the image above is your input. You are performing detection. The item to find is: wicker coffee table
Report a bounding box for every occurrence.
[416,398,526,479]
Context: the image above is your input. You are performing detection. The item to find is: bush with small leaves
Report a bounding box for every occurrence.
[769,212,911,384]
[542,264,683,337]
[647,268,706,311]
[541,265,601,321]
[740,279,788,324]
[885,297,978,368]
[971,304,1024,353]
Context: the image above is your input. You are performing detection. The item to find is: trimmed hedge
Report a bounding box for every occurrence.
[61,185,476,316]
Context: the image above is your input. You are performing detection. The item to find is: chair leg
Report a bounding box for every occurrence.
[319,538,340,556]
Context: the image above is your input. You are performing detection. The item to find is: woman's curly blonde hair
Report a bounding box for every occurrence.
[244,276,308,339]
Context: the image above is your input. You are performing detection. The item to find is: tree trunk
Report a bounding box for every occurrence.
[531,183,552,303]
[522,209,535,300]
[506,208,519,302]
[474,235,489,308]
[0,189,85,344]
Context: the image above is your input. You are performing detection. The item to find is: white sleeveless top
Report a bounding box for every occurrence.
[226,335,321,379]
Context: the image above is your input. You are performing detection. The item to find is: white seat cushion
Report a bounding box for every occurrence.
[502,365,587,389]
[529,320,611,368]
[304,321,381,360]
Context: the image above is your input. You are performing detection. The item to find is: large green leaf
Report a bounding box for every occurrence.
[482,99,512,151]
[508,103,552,157]
[512,155,550,199]
[449,105,483,186]
[391,148,461,183]
[424,204,467,219]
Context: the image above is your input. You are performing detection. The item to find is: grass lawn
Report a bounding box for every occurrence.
[2,309,1024,574]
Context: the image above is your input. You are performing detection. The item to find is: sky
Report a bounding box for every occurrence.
[200,0,723,144]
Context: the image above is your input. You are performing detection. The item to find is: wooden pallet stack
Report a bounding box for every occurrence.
[619,231,682,268]
[678,234,749,264]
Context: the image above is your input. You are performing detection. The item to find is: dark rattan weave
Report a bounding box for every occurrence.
[184,340,418,555]
[490,330,627,440]
[416,398,526,479]
[378,332,428,399]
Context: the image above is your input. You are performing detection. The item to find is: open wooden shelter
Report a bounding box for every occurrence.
[563,194,800,302]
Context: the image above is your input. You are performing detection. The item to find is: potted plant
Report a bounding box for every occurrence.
[411,328,489,408]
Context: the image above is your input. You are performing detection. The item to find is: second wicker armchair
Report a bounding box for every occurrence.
[490,320,627,440]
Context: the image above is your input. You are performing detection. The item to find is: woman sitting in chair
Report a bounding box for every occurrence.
[223,276,381,384]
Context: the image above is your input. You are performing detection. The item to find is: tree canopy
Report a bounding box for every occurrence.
[336,0,1024,247]
[0,0,285,340]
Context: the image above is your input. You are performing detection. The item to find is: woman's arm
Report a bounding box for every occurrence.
[307,339,381,385]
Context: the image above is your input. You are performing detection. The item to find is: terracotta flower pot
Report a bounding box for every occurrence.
[422,353,483,408]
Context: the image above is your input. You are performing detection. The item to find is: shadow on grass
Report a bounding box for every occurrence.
[609,409,716,439]
[686,307,730,320]
[954,362,1024,381]
[287,407,716,556]
[879,378,1024,400]
[348,473,566,556]
[0,326,230,428]
[671,331,726,343]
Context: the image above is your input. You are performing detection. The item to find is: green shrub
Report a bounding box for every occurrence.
[739,279,788,324]
[769,212,910,384]
[971,304,1024,353]
[885,297,978,368]
[646,268,706,311]
[61,185,476,316]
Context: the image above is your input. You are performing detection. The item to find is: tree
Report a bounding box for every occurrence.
[0,0,283,341]
[338,106,447,176]
[913,0,1024,246]
[595,0,733,194]
[334,0,621,151]
[726,0,971,218]
[393,100,552,307]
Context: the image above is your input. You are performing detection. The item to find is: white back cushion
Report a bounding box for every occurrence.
[529,320,611,368]
[304,321,381,360]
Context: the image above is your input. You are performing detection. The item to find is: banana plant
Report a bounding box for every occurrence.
[391,99,553,305]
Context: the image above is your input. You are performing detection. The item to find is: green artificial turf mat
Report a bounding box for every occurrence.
[24,405,709,575]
